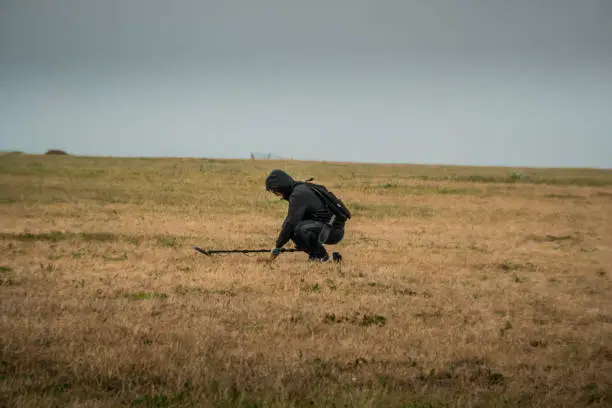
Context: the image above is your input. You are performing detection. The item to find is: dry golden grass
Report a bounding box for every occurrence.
[1,154,611,407]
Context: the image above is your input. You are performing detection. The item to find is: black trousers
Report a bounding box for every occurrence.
[291,220,344,259]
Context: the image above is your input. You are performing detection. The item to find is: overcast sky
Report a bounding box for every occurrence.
[1,0,611,167]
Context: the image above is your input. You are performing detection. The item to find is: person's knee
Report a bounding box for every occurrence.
[294,222,310,241]
[325,228,344,245]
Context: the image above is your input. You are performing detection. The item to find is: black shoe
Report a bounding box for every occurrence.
[308,255,330,263]
[332,252,342,263]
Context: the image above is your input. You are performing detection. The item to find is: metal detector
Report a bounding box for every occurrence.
[193,246,299,256]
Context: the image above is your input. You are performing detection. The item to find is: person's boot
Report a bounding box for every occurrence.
[308,246,330,262]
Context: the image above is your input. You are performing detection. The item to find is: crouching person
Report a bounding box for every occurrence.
[265,169,348,262]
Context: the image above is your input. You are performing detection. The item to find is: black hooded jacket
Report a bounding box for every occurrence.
[265,169,343,248]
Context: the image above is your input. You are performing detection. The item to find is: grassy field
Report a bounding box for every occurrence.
[1,153,611,407]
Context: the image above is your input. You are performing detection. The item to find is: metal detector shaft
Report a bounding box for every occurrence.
[194,246,298,256]
[318,214,336,245]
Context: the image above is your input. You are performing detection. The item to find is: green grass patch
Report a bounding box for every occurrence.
[0,197,18,204]
[301,283,322,293]
[156,235,182,248]
[0,231,189,247]
[537,234,575,242]
[71,250,86,259]
[594,192,612,198]
[350,202,434,219]
[496,261,537,272]
[0,231,69,242]
[80,232,118,242]
[373,184,481,196]
[0,231,120,243]
[545,193,584,199]
[125,292,169,301]
[414,310,443,321]
[412,173,612,187]
[0,265,17,286]
[324,312,387,327]
[132,391,188,407]
[102,253,128,261]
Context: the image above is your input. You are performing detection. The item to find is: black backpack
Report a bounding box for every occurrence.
[303,179,351,222]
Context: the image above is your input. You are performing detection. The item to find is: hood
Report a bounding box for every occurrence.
[265,169,296,200]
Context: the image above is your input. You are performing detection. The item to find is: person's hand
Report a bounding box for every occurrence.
[257,248,281,264]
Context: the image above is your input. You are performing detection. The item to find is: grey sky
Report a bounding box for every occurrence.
[1,0,611,167]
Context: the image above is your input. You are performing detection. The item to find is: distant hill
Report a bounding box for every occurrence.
[45,149,70,155]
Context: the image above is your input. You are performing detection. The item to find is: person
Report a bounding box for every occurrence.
[265,169,345,262]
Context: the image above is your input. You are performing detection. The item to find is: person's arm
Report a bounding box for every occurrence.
[275,189,308,248]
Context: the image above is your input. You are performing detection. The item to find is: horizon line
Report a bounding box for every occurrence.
[2,149,611,171]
